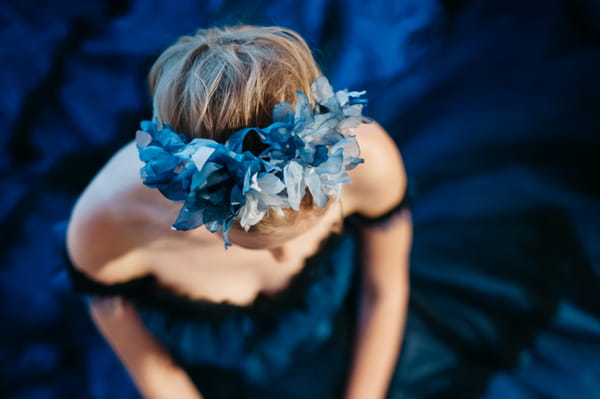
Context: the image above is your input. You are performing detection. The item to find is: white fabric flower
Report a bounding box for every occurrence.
[238,173,287,230]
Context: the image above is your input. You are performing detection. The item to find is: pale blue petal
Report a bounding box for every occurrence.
[342,104,364,118]
[330,136,361,160]
[283,161,305,211]
[257,173,285,194]
[312,113,340,129]
[305,169,328,208]
[335,89,366,107]
[272,102,294,124]
[136,130,153,148]
[239,192,266,229]
[303,127,344,146]
[294,91,313,130]
[310,76,334,104]
[337,116,362,131]
[316,148,343,174]
[191,146,215,171]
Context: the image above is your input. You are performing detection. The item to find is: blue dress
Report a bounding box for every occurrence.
[64,219,365,398]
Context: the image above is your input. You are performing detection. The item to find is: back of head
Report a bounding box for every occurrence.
[149,25,322,148]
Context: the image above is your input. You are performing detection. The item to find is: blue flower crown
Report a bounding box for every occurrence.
[136,77,367,246]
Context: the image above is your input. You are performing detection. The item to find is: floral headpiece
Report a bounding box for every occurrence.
[136,77,366,246]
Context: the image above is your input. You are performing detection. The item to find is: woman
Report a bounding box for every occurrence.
[66,25,411,399]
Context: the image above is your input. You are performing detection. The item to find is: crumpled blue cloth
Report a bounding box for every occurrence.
[3,1,600,399]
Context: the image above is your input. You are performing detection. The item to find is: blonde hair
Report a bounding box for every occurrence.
[149,25,327,232]
[149,25,322,145]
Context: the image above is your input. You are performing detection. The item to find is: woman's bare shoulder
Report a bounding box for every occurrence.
[66,141,168,284]
[343,122,407,218]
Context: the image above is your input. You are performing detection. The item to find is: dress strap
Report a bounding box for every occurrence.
[351,192,410,227]
[62,247,156,297]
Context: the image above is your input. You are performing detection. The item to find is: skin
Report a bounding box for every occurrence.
[67,121,411,399]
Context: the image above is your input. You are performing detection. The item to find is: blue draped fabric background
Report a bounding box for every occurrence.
[1,1,599,398]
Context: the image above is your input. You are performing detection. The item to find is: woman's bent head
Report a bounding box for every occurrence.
[140,25,364,245]
[149,25,322,145]
[147,26,327,238]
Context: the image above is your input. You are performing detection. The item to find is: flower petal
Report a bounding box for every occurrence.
[305,169,328,208]
[239,192,266,230]
[294,91,314,131]
[191,146,216,171]
[311,76,335,104]
[257,173,285,194]
[273,102,294,124]
[136,130,153,148]
[173,206,204,231]
[283,161,305,211]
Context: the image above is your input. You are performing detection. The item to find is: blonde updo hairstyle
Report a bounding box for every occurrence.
[148,26,328,233]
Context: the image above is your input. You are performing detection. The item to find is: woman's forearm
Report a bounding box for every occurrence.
[344,285,408,399]
[345,208,412,399]
[90,297,204,399]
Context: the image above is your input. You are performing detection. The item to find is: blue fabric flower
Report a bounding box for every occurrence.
[136,77,366,247]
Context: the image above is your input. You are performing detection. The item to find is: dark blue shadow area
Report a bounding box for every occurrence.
[1,0,599,398]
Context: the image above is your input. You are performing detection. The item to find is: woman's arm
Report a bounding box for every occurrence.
[343,122,412,398]
[90,296,204,399]
[344,210,411,399]
[67,204,203,399]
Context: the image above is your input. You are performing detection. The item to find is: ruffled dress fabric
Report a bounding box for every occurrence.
[63,220,364,399]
